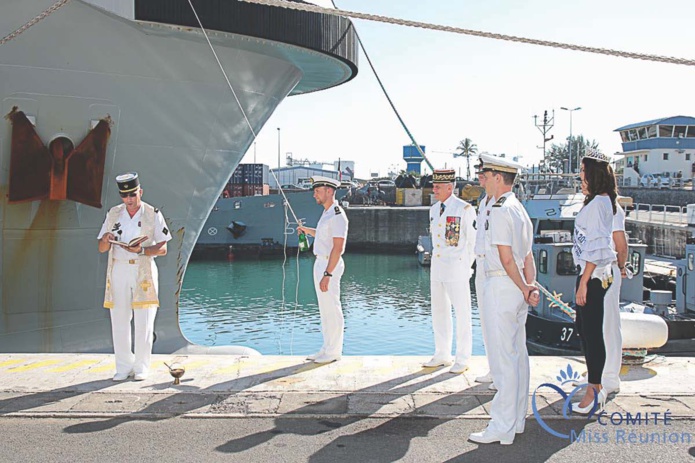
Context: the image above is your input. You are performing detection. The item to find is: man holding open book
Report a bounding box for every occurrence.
[97,172,171,381]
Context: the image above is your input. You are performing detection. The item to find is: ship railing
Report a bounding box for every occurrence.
[631,203,686,225]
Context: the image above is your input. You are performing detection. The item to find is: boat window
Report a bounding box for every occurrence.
[687,126,695,138]
[620,131,629,142]
[631,251,643,274]
[537,220,574,234]
[689,253,694,272]
[659,125,674,137]
[638,127,648,139]
[674,126,687,138]
[628,129,638,141]
[538,250,548,274]
[557,251,579,275]
[646,125,657,138]
[234,201,241,210]
[643,154,648,162]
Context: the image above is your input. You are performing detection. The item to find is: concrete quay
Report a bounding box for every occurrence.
[1,353,694,420]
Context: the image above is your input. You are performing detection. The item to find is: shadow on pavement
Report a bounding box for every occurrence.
[62,361,324,434]
[216,369,489,458]
[0,379,116,415]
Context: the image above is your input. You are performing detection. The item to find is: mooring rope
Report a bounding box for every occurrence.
[241,0,695,67]
[187,0,308,355]
[534,282,576,319]
[0,0,71,47]
[327,0,433,171]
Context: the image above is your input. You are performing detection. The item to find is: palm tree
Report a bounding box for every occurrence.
[455,138,478,180]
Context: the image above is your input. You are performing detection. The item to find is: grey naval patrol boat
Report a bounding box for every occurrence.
[0,0,357,354]
[194,188,348,258]
[523,180,695,356]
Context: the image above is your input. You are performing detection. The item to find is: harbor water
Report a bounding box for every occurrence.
[180,253,485,356]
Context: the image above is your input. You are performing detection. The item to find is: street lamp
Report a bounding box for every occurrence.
[560,107,581,173]
[276,127,281,171]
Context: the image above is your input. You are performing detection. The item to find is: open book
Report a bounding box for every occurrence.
[109,235,148,248]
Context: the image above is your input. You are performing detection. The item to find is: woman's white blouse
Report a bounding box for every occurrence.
[572,195,617,277]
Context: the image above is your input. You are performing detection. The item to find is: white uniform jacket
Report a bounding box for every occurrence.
[429,195,476,282]
[314,202,348,257]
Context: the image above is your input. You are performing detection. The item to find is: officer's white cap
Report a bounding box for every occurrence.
[311,176,340,189]
[477,154,524,174]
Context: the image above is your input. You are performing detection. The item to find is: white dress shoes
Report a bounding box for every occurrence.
[469,429,514,446]
[475,372,493,383]
[516,421,525,434]
[571,388,606,415]
[133,372,148,381]
[313,354,341,364]
[112,372,131,381]
[602,384,620,395]
[306,351,324,361]
[422,357,453,368]
[449,362,469,374]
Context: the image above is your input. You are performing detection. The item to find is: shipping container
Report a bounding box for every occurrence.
[231,163,270,185]
[242,184,265,197]
[404,189,422,207]
[230,185,244,197]
[421,188,433,206]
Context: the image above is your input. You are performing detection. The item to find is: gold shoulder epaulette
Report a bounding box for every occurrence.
[492,196,507,208]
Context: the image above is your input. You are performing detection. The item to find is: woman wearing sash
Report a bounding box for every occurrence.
[571,149,618,413]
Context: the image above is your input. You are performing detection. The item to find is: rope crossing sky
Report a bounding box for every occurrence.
[0,0,71,47]
[239,0,695,68]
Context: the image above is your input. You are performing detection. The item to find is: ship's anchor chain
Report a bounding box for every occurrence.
[0,0,71,47]
[240,0,695,68]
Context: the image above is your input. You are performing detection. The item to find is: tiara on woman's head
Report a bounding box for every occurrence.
[582,147,611,164]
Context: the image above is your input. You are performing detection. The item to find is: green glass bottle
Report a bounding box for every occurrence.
[298,231,309,252]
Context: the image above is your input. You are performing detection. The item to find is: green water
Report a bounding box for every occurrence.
[179,253,485,356]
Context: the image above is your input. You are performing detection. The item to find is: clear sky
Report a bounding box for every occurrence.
[241,0,695,179]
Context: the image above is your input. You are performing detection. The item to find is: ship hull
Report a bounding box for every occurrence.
[0,1,356,354]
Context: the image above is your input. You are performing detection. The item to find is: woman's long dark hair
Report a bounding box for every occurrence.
[582,157,617,214]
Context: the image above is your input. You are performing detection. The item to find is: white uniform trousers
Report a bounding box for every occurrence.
[313,257,345,357]
[602,262,622,391]
[110,261,158,376]
[430,278,472,364]
[475,258,492,366]
[484,276,529,439]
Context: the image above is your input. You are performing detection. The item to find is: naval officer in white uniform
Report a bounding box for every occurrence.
[473,161,496,388]
[423,169,476,374]
[297,176,349,364]
[469,155,539,446]
[603,201,628,396]
[97,173,171,381]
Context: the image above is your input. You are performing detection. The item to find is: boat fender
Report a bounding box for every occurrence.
[620,312,668,349]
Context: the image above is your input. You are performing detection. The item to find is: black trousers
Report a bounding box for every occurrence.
[575,276,610,385]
